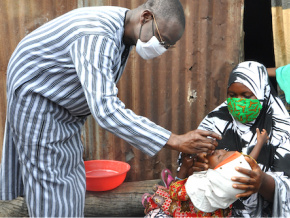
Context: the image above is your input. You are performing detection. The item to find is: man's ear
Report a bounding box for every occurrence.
[139,10,153,24]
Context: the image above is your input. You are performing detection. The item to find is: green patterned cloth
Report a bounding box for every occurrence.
[227,98,262,123]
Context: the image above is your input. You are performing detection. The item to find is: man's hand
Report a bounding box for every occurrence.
[165,129,221,154]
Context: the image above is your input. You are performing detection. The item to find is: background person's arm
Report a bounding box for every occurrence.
[267,67,277,77]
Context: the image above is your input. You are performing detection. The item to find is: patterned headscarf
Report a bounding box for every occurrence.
[228,61,270,104]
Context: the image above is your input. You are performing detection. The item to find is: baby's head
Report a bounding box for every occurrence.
[186,150,252,212]
[206,149,237,169]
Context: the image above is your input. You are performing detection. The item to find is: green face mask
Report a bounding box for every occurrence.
[227,97,262,123]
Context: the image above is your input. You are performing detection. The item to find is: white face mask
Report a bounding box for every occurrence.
[136,36,167,60]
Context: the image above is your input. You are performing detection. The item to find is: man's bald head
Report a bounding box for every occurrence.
[123,0,185,46]
[142,0,185,30]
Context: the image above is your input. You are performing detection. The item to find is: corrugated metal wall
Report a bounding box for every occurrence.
[0,0,244,182]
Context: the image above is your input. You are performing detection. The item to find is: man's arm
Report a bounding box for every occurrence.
[70,35,171,157]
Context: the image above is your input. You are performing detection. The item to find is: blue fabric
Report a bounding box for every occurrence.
[276,64,290,104]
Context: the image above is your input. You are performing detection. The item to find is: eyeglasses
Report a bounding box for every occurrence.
[152,14,172,49]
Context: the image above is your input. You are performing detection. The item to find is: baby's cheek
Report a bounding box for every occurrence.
[207,157,218,169]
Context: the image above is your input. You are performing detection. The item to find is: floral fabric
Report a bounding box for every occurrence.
[143,180,232,217]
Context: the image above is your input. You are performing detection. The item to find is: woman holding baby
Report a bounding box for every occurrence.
[143,61,290,217]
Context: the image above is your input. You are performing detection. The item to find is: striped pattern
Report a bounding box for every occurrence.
[0,6,171,217]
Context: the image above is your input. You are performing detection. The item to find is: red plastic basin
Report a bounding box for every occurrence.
[84,160,130,191]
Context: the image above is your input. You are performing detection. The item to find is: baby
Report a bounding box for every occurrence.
[143,128,269,217]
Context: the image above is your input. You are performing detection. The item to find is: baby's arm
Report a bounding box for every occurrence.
[249,128,269,160]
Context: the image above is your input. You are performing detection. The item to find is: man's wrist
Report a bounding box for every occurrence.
[165,133,179,150]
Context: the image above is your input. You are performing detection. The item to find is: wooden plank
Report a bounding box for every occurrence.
[0,179,162,217]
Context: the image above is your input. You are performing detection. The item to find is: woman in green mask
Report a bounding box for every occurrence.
[177,61,290,217]
[227,82,262,124]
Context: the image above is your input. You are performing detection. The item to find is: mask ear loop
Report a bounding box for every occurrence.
[139,23,143,39]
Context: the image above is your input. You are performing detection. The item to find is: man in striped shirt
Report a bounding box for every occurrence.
[0,0,221,216]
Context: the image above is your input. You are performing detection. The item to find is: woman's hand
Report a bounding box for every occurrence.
[178,152,209,178]
[177,153,195,179]
[182,153,208,176]
[231,156,264,198]
[181,153,195,169]
[231,156,275,201]
[177,153,208,179]
[187,153,209,176]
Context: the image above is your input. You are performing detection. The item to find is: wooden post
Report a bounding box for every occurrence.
[0,179,162,217]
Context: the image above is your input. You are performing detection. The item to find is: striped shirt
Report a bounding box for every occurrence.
[0,6,171,217]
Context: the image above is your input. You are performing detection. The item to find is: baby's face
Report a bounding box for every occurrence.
[206,150,236,169]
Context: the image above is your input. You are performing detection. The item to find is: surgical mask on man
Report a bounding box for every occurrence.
[136,15,168,60]
[227,97,262,123]
[136,37,166,60]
